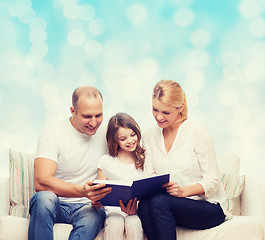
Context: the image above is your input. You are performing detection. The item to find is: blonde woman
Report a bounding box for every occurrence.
[138,80,228,240]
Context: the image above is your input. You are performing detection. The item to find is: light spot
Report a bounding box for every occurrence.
[85,40,103,58]
[63,4,81,20]
[222,51,241,66]
[223,66,241,81]
[29,17,47,30]
[29,28,47,44]
[243,86,260,103]
[185,70,205,92]
[243,62,265,82]
[89,18,107,35]
[68,29,86,46]
[219,90,238,107]
[59,0,76,7]
[173,8,194,27]
[136,58,160,78]
[18,8,35,24]
[25,53,43,69]
[186,49,210,68]
[31,43,49,58]
[190,29,211,48]
[239,0,261,19]
[233,106,251,122]
[80,4,96,21]
[37,62,55,80]
[170,0,194,7]
[248,18,265,38]
[126,4,148,25]
[9,0,32,18]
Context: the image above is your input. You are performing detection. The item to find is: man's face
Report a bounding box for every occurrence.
[70,95,103,136]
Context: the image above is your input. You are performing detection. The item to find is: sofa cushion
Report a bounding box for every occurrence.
[220,174,245,215]
[9,149,35,218]
[0,216,104,240]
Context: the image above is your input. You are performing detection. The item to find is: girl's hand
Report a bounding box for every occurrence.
[91,201,102,209]
[163,181,185,198]
[119,197,137,215]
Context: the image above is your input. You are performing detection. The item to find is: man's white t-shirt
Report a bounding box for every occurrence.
[36,118,107,203]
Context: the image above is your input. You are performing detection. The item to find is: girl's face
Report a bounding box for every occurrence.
[117,127,138,152]
[152,98,182,129]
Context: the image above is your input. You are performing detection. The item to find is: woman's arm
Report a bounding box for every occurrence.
[163,182,204,198]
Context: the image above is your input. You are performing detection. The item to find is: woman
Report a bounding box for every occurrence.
[138,80,228,240]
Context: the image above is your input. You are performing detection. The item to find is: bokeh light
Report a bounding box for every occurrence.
[0,0,265,177]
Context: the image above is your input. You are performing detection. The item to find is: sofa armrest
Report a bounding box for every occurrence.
[241,175,265,226]
[0,176,9,217]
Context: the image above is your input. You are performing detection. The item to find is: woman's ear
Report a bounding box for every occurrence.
[179,103,184,112]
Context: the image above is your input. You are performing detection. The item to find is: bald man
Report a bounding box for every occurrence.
[28,86,112,240]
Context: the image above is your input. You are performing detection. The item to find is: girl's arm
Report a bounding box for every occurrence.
[97,168,108,180]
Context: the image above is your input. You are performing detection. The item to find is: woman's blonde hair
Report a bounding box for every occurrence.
[106,113,145,170]
[153,80,188,122]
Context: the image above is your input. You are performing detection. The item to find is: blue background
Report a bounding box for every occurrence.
[1,0,265,176]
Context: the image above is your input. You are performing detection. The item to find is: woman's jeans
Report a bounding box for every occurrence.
[138,193,226,240]
[28,191,106,240]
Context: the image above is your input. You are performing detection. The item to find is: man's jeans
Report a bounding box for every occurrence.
[28,191,106,240]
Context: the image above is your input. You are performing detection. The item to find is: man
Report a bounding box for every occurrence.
[28,86,112,240]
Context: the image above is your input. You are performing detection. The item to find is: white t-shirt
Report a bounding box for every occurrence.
[143,118,228,214]
[98,154,145,181]
[98,154,145,214]
[36,118,107,203]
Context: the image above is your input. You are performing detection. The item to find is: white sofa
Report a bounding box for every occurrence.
[0,150,265,240]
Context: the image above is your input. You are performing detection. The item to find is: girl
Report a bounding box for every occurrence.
[96,112,145,240]
[138,80,228,240]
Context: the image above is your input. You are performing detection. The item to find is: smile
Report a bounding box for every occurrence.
[126,142,136,148]
[157,119,167,124]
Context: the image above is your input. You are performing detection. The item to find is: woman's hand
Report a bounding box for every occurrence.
[163,181,185,198]
[119,197,137,215]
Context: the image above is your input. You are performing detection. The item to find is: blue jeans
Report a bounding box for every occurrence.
[138,193,225,240]
[28,191,106,240]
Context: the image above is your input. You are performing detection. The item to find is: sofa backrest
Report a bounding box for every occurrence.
[8,149,245,219]
[217,153,240,175]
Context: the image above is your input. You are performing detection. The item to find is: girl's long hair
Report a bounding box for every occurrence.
[106,113,145,170]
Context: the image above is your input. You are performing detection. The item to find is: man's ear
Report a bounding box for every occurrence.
[70,106,75,116]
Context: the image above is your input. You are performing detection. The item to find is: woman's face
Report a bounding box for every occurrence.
[117,127,138,152]
[152,98,181,129]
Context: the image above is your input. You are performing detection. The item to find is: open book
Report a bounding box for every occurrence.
[93,173,170,206]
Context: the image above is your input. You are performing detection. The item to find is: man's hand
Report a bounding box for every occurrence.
[82,181,112,202]
[91,201,103,209]
[119,197,137,215]
[163,181,185,197]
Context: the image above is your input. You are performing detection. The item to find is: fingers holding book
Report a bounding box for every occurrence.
[83,181,112,202]
[119,197,138,215]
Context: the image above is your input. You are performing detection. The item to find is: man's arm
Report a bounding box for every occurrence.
[34,157,111,201]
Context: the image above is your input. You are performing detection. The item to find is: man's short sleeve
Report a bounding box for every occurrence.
[35,127,59,162]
